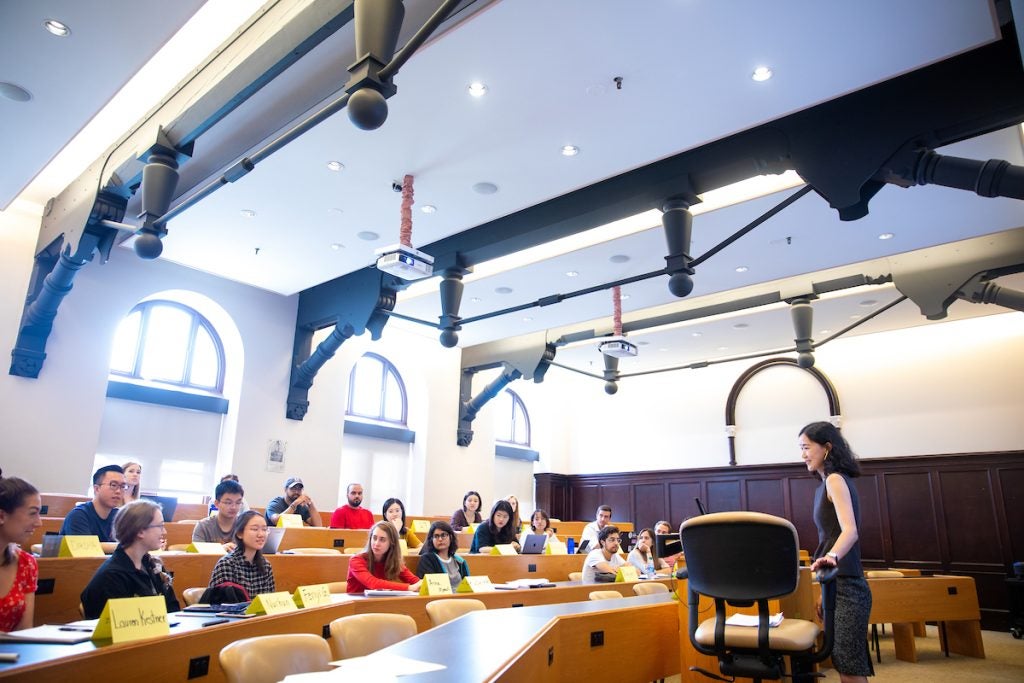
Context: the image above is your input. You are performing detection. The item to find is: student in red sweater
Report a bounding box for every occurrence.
[329,483,374,529]
[346,521,421,594]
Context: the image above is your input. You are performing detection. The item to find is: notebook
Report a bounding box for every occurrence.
[520,534,547,555]
[141,495,178,523]
[262,526,286,554]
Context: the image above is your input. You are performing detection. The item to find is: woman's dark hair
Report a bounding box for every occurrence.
[0,476,39,565]
[462,490,481,512]
[486,500,517,544]
[420,521,458,558]
[530,509,550,533]
[231,510,272,574]
[634,527,657,564]
[799,421,861,478]
[382,497,407,535]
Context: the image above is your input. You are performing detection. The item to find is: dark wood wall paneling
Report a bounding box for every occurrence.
[535,451,1023,630]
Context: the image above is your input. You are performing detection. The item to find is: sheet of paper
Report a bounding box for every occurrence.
[724,612,784,627]
[0,624,96,644]
[331,653,447,675]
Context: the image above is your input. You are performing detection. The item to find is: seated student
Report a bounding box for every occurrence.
[450,490,483,531]
[626,528,670,577]
[330,483,373,529]
[0,476,42,632]
[192,479,245,551]
[582,525,627,583]
[122,461,143,505]
[416,521,469,590]
[504,494,522,532]
[529,509,558,539]
[80,500,180,619]
[383,498,421,549]
[208,474,250,515]
[208,510,276,599]
[346,521,421,594]
[60,464,126,545]
[470,500,520,554]
[266,477,322,527]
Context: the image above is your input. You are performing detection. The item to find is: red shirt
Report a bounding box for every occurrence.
[0,549,38,632]
[346,552,419,594]
[330,505,374,529]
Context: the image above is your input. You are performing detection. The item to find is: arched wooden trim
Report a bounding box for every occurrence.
[724,358,841,466]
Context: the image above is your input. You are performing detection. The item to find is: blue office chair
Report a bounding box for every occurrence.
[679,511,837,683]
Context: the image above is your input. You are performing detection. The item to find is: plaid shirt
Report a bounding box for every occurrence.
[209,549,275,597]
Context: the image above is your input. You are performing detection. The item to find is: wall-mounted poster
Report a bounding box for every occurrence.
[266,439,286,472]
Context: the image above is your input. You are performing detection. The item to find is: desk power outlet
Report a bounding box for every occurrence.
[590,630,604,647]
[188,655,210,679]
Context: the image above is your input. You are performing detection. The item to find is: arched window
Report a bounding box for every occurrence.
[346,352,407,425]
[109,300,225,392]
[495,388,530,447]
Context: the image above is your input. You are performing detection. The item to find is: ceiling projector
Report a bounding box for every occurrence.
[375,244,434,280]
[599,336,638,358]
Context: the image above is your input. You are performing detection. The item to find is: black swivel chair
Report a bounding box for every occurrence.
[679,511,837,683]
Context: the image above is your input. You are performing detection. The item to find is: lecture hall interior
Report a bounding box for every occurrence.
[1,1,1023,681]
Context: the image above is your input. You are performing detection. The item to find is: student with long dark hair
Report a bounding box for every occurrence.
[800,421,873,682]
[208,510,276,598]
[470,500,520,553]
[415,521,469,589]
[450,490,482,531]
[0,476,42,631]
[383,497,421,549]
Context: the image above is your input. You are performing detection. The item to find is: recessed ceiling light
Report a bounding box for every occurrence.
[522,316,533,322]
[467,82,488,97]
[565,270,579,277]
[421,205,437,214]
[658,347,668,352]
[732,323,749,329]
[609,254,630,263]
[0,82,32,102]
[735,265,749,273]
[330,243,343,251]
[472,182,498,195]
[849,314,862,320]
[328,207,343,215]
[717,346,729,351]
[357,231,379,241]
[819,329,832,335]
[495,286,514,294]
[691,332,702,337]
[561,145,580,157]
[240,209,256,218]
[859,299,878,307]
[620,293,630,300]
[878,232,894,240]
[326,161,344,172]
[43,19,71,37]
[470,297,482,303]
[751,66,773,82]
[636,341,649,346]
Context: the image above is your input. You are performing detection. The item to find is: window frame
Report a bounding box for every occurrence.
[345,352,409,426]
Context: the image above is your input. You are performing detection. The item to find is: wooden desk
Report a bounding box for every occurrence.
[2,584,675,681]
[867,575,985,662]
[38,494,89,518]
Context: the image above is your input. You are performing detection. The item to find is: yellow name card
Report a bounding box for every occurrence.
[419,573,453,595]
[456,576,495,593]
[545,540,568,555]
[277,513,303,528]
[186,542,227,554]
[92,595,169,643]
[398,539,409,555]
[59,535,105,558]
[466,523,479,533]
[293,584,331,608]
[490,544,518,556]
[615,565,640,583]
[411,519,431,533]
[247,592,298,615]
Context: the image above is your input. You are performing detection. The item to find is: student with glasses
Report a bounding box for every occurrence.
[192,479,245,551]
[59,465,126,545]
[80,500,179,619]
[415,521,469,590]
[208,510,276,599]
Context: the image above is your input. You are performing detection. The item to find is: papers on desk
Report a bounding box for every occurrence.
[0,620,99,644]
[494,578,551,590]
[280,654,446,681]
[724,612,784,628]
[363,589,412,597]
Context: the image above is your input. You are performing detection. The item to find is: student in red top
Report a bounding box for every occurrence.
[329,483,373,529]
[346,521,421,594]
[0,476,42,632]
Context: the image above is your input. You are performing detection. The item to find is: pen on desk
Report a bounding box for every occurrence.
[0,653,19,663]
[58,626,94,632]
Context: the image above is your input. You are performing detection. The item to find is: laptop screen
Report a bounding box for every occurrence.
[141,495,178,523]
[262,526,286,554]
[520,534,547,554]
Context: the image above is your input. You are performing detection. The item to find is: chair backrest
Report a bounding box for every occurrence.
[680,511,799,601]
[425,598,486,627]
[343,547,362,554]
[568,571,583,582]
[865,570,904,578]
[588,590,624,600]
[326,581,348,593]
[329,613,417,659]
[632,582,669,596]
[182,586,207,605]
[219,633,331,683]
[284,547,342,555]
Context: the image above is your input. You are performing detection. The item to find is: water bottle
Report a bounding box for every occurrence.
[645,558,655,579]
[567,537,575,555]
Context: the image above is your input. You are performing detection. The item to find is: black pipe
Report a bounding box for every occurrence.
[914,151,1024,200]
[292,323,354,390]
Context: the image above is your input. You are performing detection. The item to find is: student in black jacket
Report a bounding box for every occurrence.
[416,521,469,590]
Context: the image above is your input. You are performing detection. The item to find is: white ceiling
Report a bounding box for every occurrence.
[5,0,1024,378]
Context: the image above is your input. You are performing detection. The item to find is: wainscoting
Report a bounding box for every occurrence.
[535,451,1023,630]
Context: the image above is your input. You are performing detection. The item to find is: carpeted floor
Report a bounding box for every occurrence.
[666,626,1024,682]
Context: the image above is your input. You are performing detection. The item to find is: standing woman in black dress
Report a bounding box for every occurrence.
[799,421,873,682]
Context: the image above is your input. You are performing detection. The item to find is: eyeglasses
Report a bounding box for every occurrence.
[146,524,166,530]
[432,534,450,540]
[247,526,269,534]
[218,500,243,507]
[605,537,621,544]
[101,482,130,491]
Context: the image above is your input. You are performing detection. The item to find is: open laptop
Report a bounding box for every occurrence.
[520,533,547,554]
[574,539,590,554]
[262,526,286,554]
[141,494,178,523]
